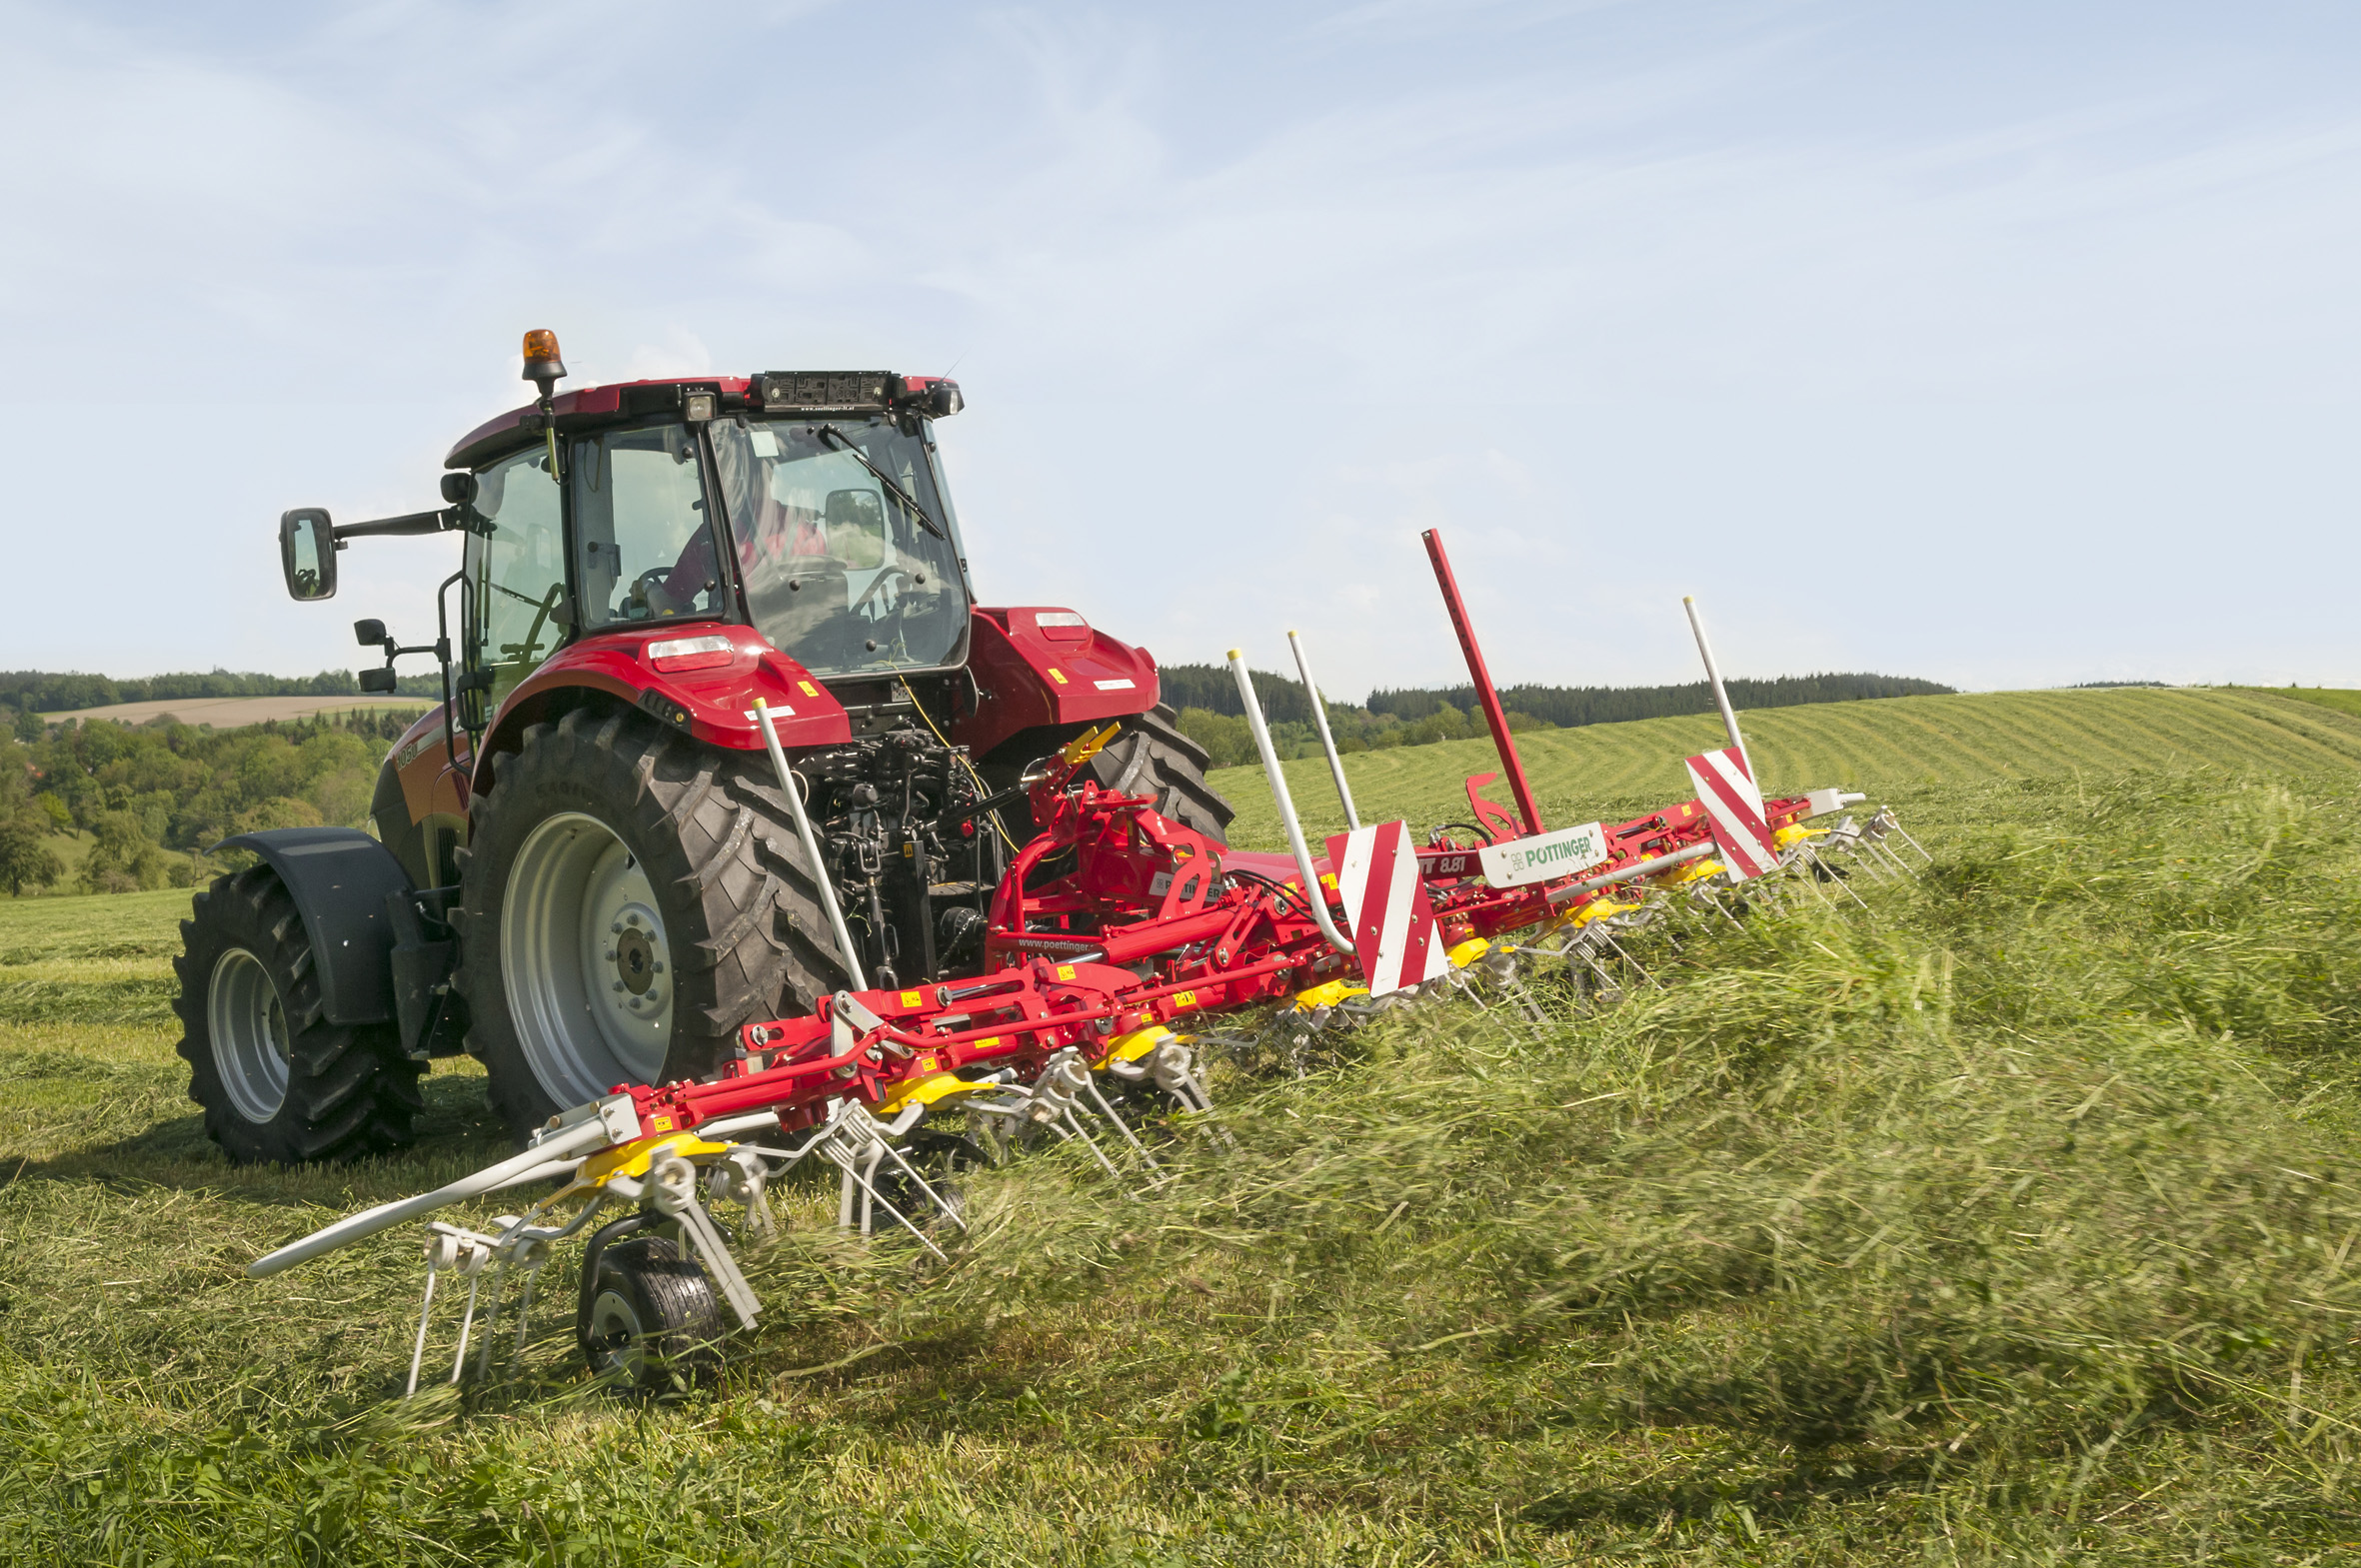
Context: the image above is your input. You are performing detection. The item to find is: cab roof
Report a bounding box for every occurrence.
[444,372,959,471]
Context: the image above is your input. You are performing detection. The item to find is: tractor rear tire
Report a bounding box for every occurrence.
[1089,705,1233,844]
[172,866,424,1164]
[454,705,853,1141]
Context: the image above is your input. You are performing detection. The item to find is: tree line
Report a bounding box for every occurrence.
[1156,663,1954,771]
[1366,671,1956,727]
[0,710,415,895]
[1,667,442,718]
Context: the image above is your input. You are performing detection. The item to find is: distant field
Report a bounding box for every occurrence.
[39,695,432,728]
[2239,685,2361,723]
[1207,685,2361,847]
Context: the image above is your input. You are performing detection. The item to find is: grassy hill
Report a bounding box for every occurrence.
[9,688,2361,1560]
[1209,686,2361,848]
[2241,685,2361,723]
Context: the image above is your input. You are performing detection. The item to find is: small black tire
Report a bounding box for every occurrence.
[577,1232,723,1396]
[171,866,424,1164]
[454,703,853,1140]
[1089,705,1234,844]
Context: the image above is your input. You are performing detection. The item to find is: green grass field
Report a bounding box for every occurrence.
[8,688,2361,1563]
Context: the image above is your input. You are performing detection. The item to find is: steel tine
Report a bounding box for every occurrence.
[1058,1108,1133,1183]
[1595,928,1654,988]
[1808,846,1871,909]
[404,1260,440,1400]
[823,1141,949,1262]
[514,1264,542,1355]
[1852,834,1901,881]
[672,1198,763,1329]
[871,1137,972,1232]
[1084,1077,1165,1173]
[1885,815,1933,866]
[1828,835,1887,881]
[448,1251,485,1385]
[475,1264,506,1380]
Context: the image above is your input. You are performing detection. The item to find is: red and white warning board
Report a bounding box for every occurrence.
[1682,746,1780,879]
[1323,820,1450,997]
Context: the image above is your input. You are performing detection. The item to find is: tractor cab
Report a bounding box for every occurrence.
[444,368,976,720]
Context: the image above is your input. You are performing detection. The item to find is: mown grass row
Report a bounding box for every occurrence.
[8,760,2361,1559]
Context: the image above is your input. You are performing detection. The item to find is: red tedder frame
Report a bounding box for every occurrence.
[556,535,1831,1157]
[1421,529,1544,840]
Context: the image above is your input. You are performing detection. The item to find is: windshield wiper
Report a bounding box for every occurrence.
[814,425,949,541]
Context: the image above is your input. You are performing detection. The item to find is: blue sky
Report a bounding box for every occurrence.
[4,1,2357,696]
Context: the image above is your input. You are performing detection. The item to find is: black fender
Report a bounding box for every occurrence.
[212,827,412,1029]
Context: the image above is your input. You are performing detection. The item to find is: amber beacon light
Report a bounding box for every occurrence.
[521,329,567,398]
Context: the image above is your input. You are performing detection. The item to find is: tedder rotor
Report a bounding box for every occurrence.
[194,332,1928,1395]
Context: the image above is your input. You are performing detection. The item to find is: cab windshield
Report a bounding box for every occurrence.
[709,417,969,678]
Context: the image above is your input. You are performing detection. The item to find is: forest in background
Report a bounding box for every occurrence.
[0,668,442,718]
[0,710,412,895]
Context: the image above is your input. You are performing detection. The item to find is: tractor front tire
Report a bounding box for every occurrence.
[1089,705,1234,844]
[172,866,424,1164]
[455,706,854,1141]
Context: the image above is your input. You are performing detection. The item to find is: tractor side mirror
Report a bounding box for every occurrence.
[280,509,338,602]
[354,619,388,648]
[359,668,399,694]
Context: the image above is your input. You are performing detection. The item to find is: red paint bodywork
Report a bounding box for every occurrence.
[388,709,470,828]
[443,374,967,468]
[950,608,1161,761]
[444,378,753,467]
[380,606,1161,823]
[477,622,848,778]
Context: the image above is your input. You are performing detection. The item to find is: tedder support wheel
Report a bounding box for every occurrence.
[576,1227,722,1395]
[455,705,853,1141]
[1087,704,1234,845]
[172,866,424,1164]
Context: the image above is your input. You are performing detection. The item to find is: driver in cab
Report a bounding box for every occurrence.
[646,466,891,619]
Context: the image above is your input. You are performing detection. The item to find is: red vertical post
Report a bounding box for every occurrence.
[1420,528,1543,836]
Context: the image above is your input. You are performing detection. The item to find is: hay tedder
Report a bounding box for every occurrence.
[191,331,1923,1393]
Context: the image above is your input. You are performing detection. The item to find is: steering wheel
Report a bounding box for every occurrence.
[850,567,912,621]
[627,567,676,616]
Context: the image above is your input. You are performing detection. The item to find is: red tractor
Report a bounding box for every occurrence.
[174,332,1229,1163]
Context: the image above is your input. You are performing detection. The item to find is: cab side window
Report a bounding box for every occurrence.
[464,447,568,710]
[571,425,726,629]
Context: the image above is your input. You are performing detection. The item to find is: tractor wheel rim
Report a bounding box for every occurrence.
[207,946,291,1122]
[502,811,675,1106]
[586,1286,648,1383]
